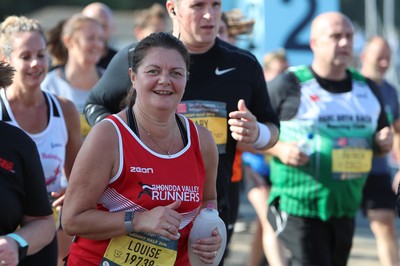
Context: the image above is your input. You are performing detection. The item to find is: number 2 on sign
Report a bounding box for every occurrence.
[282,0,317,50]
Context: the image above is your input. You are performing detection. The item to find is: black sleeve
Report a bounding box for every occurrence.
[84,43,136,126]
[366,78,389,130]
[267,71,301,121]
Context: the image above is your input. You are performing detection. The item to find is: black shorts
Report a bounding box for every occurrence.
[361,173,396,215]
[267,200,355,266]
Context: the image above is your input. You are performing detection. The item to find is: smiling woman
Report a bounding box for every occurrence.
[62,32,222,266]
[42,13,105,138]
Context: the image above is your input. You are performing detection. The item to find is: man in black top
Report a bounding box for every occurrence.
[84,0,280,259]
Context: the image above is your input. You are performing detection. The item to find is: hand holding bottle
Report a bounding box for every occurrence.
[188,204,227,266]
[297,133,314,156]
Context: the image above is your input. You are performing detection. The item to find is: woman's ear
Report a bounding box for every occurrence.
[62,34,72,49]
[129,68,136,84]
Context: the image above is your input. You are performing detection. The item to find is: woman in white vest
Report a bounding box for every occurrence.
[0,15,82,266]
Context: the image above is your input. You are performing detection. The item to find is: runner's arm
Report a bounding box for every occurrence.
[84,44,135,126]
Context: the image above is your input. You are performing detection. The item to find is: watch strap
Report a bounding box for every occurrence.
[7,233,28,261]
[7,233,28,248]
[124,211,135,233]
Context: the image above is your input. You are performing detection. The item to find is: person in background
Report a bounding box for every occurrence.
[0,61,56,266]
[263,49,289,82]
[266,12,392,266]
[46,19,67,70]
[83,2,280,264]
[244,49,289,266]
[42,13,105,138]
[82,2,117,69]
[133,3,170,41]
[62,32,222,266]
[219,9,255,45]
[359,36,400,266]
[217,12,230,42]
[0,16,82,266]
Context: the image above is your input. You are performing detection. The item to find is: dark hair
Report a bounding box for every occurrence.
[126,32,190,107]
[46,19,68,67]
[130,32,190,73]
[0,61,15,87]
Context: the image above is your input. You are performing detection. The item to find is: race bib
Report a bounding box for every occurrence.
[177,100,227,154]
[101,232,178,266]
[331,137,372,180]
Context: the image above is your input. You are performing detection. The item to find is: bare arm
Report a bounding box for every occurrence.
[0,215,55,264]
[191,125,222,264]
[391,120,400,162]
[374,126,393,156]
[57,97,82,179]
[61,120,123,240]
[391,120,400,191]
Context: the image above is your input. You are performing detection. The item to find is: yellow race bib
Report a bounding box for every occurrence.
[101,232,178,266]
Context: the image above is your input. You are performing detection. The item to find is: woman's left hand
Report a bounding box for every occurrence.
[190,228,223,264]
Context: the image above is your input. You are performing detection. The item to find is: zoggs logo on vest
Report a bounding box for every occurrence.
[130,166,154,174]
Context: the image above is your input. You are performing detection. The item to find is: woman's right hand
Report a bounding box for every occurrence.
[0,236,19,266]
[135,200,182,240]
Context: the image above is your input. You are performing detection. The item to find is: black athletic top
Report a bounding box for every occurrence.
[97,46,118,69]
[0,121,52,234]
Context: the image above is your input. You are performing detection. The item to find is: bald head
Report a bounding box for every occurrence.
[310,12,354,80]
[360,36,391,83]
[82,2,114,40]
[310,12,353,39]
[362,36,391,55]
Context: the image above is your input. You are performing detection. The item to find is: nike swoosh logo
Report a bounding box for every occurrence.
[215,67,236,76]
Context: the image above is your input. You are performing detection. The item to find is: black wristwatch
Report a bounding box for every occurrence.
[124,211,135,233]
[7,233,28,261]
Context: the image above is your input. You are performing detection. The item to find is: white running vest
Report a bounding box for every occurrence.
[0,89,68,192]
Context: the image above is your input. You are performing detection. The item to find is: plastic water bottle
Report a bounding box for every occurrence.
[297,133,314,156]
[188,204,227,266]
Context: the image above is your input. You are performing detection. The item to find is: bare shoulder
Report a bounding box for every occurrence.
[86,117,119,147]
[55,95,79,117]
[194,124,217,152]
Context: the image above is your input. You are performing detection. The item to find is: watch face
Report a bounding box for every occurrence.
[125,211,133,222]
